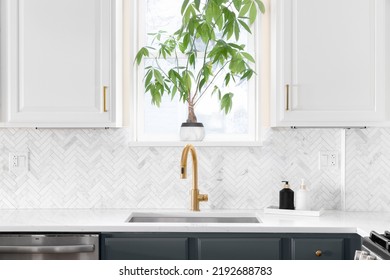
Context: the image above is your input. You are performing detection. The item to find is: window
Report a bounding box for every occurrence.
[129,0,262,144]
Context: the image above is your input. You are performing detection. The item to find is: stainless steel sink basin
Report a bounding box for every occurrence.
[127,212,261,224]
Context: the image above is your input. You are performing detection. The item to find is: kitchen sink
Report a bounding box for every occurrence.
[127,212,261,224]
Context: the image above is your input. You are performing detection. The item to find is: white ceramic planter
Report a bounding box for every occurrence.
[180,123,205,141]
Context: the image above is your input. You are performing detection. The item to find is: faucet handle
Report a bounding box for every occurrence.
[198,194,208,202]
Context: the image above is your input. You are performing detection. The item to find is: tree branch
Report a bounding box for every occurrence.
[193,59,231,105]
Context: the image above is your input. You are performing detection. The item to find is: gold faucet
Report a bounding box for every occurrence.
[180,144,208,211]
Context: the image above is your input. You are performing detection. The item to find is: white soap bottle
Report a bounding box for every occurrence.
[295,179,310,210]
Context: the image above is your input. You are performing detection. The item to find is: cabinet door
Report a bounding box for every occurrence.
[271,0,386,126]
[2,0,117,127]
[291,238,344,260]
[103,238,189,260]
[197,238,282,260]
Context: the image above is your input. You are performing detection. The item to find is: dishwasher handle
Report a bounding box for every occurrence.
[0,245,95,254]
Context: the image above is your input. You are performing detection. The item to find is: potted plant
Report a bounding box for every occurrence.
[136,0,265,141]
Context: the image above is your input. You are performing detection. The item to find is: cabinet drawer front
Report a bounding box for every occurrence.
[104,238,189,260]
[292,238,344,260]
[198,238,281,260]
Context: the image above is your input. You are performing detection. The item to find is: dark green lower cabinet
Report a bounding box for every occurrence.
[100,233,361,260]
[291,235,361,260]
[198,238,281,260]
[292,238,344,260]
[103,237,189,260]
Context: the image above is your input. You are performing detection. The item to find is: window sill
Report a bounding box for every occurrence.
[128,141,262,147]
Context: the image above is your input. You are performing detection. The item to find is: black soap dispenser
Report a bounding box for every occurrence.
[279,181,295,210]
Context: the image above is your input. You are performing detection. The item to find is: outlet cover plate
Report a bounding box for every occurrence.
[319,151,338,169]
[9,152,29,173]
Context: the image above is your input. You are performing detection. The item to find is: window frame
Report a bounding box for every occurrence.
[126,0,264,146]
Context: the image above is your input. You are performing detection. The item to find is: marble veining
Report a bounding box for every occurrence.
[0,128,341,210]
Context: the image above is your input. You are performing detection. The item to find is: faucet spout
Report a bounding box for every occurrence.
[180,144,208,211]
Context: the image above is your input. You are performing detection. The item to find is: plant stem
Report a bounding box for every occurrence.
[187,100,197,123]
[192,40,209,102]
[154,57,186,94]
[185,0,211,93]
[193,59,231,105]
[192,0,235,106]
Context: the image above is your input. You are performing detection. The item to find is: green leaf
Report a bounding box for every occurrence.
[194,0,201,11]
[234,21,240,41]
[238,2,251,17]
[181,90,189,103]
[181,0,190,15]
[154,70,164,85]
[202,63,212,81]
[229,57,247,74]
[224,22,234,40]
[171,85,178,100]
[179,43,186,53]
[242,52,255,63]
[145,69,153,86]
[211,86,222,100]
[183,4,195,25]
[233,0,242,11]
[241,69,254,80]
[135,47,149,65]
[224,73,231,86]
[200,23,210,43]
[220,93,234,114]
[205,3,214,23]
[229,43,244,50]
[254,0,266,14]
[183,71,192,93]
[189,52,196,66]
[215,13,223,30]
[135,52,143,65]
[188,18,195,34]
[237,60,247,73]
[159,46,166,59]
[238,19,251,34]
[198,78,206,91]
[151,91,162,107]
[168,69,177,83]
[249,2,257,24]
[183,33,190,51]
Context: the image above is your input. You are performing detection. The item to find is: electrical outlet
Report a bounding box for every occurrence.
[9,152,29,173]
[11,155,18,167]
[319,151,338,169]
[329,153,338,167]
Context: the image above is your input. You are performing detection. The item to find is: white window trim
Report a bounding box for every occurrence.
[126,0,264,147]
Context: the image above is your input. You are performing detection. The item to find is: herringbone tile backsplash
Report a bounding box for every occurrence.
[345,128,390,211]
[0,128,345,210]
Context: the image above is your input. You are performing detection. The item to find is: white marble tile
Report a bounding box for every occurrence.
[0,128,342,210]
[345,128,390,211]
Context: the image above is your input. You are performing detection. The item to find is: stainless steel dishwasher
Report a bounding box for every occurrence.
[0,234,99,260]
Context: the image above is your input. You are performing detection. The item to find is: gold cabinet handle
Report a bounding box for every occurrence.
[285,84,290,111]
[103,86,108,112]
[315,250,322,257]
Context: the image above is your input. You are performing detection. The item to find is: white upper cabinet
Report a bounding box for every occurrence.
[0,0,121,127]
[271,0,386,127]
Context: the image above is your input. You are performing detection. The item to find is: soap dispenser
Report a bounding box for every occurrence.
[279,181,295,210]
[296,178,310,210]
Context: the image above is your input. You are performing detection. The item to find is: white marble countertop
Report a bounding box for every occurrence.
[0,209,389,237]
